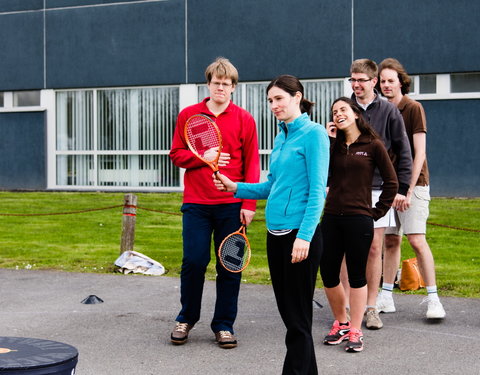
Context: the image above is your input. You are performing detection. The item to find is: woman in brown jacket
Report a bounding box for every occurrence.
[320,97,398,353]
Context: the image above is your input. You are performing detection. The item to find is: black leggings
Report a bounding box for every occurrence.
[320,214,373,289]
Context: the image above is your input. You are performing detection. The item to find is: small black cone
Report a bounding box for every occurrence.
[81,295,104,304]
[312,299,323,309]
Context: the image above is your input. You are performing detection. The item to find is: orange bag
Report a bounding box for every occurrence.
[399,258,425,291]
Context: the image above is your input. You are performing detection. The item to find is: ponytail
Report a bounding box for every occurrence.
[300,98,315,115]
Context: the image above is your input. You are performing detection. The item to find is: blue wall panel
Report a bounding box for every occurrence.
[0,112,46,190]
[422,100,479,197]
[187,0,352,83]
[46,0,185,88]
[47,0,143,7]
[0,12,44,90]
[0,0,42,12]
[355,0,480,74]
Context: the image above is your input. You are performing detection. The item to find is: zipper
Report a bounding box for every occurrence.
[339,143,350,215]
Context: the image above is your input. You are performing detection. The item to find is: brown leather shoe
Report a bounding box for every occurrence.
[215,331,237,349]
[171,322,193,345]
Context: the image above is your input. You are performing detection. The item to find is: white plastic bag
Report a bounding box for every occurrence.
[114,250,165,276]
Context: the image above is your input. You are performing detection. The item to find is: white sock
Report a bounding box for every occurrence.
[381,283,394,297]
[426,285,439,300]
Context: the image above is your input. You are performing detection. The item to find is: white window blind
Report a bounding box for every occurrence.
[56,86,180,189]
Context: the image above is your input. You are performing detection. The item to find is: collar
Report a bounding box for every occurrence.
[351,89,381,111]
[338,133,374,150]
[199,97,233,116]
[278,112,310,133]
[397,95,411,112]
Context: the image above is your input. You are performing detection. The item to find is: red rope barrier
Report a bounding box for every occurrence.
[427,222,480,233]
[0,204,477,233]
[0,205,123,216]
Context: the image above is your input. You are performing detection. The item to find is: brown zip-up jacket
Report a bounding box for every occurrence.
[324,134,398,221]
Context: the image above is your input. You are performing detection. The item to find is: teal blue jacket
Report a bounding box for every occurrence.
[235,113,329,242]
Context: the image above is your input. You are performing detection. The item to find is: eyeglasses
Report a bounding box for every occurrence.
[210,81,233,88]
[348,78,372,83]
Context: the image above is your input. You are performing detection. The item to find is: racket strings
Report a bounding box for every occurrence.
[185,117,220,155]
[219,233,249,272]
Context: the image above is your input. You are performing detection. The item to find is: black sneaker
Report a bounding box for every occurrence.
[345,328,364,352]
[323,320,351,345]
[170,322,193,345]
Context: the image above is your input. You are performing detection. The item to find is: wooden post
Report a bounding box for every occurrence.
[120,193,137,254]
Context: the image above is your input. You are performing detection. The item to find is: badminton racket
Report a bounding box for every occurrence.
[184,114,222,173]
[218,224,251,273]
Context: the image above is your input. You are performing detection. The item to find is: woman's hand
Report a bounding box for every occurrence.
[326,122,337,138]
[213,172,238,193]
[291,238,310,263]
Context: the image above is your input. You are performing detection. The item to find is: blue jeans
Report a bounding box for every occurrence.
[176,203,242,333]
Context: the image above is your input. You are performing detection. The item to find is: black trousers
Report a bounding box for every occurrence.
[267,226,322,375]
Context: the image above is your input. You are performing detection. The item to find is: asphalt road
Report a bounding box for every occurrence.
[1,269,479,374]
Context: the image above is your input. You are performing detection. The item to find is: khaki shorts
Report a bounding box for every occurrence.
[372,190,397,229]
[385,185,430,236]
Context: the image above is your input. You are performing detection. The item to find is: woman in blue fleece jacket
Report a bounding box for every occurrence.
[214,75,329,375]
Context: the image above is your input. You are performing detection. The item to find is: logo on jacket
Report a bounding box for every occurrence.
[355,151,368,156]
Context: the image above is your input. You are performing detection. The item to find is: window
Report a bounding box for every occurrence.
[450,73,480,93]
[13,90,41,106]
[419,75,436,94]
[56,86,180,189]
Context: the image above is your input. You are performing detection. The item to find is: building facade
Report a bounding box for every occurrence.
[0,0,478,196]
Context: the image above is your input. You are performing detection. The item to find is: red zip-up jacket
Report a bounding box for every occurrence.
[324,134,398,220]
[170,98,260,211]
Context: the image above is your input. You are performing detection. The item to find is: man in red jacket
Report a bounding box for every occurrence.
[169,57,260,348]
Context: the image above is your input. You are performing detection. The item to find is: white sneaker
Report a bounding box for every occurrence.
[376,292,396,313]
[422,296,446,319]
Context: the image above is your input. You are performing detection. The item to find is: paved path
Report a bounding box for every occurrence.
[1,269,479,374]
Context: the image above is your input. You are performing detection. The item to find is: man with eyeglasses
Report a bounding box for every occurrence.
[169,57,260,348]
[341,59,412,330]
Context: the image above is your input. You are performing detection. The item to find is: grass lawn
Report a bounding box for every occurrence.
[0,192,478,298]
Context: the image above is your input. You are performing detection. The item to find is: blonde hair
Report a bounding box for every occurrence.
[204,57,239,86]
[350,58,378,79]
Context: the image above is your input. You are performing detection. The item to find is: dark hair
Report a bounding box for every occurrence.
[330,97,379,141]
[378,57,411,95]
[266,75,314,115]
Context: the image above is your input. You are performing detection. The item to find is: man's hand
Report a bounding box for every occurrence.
[203,147,231,167]
[291,238,310,263]
[240,209,256,226]
[392,193,409,212]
